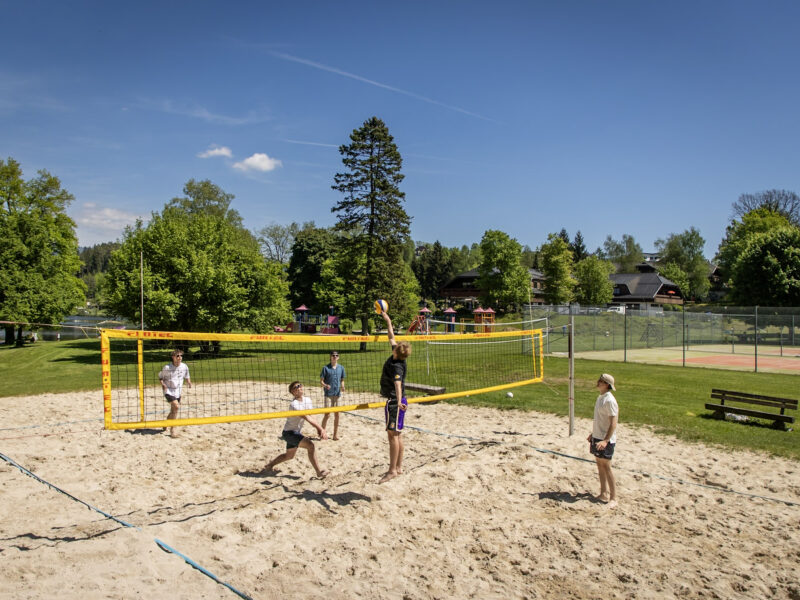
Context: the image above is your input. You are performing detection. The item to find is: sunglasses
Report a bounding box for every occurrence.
[330,354,339,357]
[291,383,304,390]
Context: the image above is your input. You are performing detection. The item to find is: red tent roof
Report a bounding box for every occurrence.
[473,307,485,313]
[419,307,432,313]
[294,304,309,311]
[443,307,457,313]
[484,307,496,313]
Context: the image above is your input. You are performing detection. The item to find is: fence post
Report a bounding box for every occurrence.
[568,313,574,437]
[754,306,758,373]
[623,308,627,363]
[682,306,686,367]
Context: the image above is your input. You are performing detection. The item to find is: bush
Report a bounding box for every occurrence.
[338,319,353,334]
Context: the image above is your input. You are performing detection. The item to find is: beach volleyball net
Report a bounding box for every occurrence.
[101,328,544,430]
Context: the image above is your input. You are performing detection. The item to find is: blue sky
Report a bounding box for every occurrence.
[2,1,799,258]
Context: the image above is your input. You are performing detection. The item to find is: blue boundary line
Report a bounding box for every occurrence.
[347,411,800,507]
[0,451,253,600]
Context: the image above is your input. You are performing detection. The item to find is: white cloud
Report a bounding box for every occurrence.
[233,153,282,172]
[74,202,147,245]
[197,145,233,158]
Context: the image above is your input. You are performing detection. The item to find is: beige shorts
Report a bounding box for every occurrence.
[324,395,340,408]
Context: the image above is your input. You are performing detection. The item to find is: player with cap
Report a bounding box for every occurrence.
[587,373,619,508]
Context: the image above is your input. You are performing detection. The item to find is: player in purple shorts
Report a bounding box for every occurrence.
[378,309,411,483]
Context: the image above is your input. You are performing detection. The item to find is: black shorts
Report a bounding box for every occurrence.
[384,397,407,432]
[164,394,181,403]
[590,437,615,460]
[281,430,305,449]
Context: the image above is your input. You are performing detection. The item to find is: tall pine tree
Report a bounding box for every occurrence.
[331,117,417,341]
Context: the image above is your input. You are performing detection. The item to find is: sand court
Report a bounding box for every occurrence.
[2,389,800,599]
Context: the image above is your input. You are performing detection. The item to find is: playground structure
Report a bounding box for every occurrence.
[273,304,340,334]
[407,307,431,334]
[407,306,497,334]
[272,304,498,336]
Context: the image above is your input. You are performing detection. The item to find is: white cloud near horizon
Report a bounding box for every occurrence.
[74,202,147,246]
[233,153,283,172]
[269,52,494,122]
[198,145,233,158]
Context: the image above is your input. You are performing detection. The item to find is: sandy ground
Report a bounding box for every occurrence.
[1,390,800,600]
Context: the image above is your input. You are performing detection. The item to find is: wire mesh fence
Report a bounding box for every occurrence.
[524,305,800,374]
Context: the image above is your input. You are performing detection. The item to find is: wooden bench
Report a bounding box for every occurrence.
[405,382,446,404]
[706,389,797,429]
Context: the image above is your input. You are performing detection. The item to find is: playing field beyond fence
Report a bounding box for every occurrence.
[528,305,800,375]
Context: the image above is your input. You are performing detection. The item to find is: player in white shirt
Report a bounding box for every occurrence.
[159,349,192,438]
[264,381,329,478]
[587,373,619,508]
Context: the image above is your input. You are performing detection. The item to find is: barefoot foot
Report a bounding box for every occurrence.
[379,472,398,484]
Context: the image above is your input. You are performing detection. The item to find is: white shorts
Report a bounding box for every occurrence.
[324,395,340,408]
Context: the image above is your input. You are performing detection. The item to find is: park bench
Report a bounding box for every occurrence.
[706,389,797,429]
[405,382,446,404]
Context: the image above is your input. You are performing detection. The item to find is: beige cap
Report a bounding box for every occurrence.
[599,373,616,390]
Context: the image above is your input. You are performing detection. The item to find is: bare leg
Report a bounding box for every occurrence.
[265,447,298,471]
[321,413,329,436]
[594,458,609,501]
[167,400,180,438]
[598,458,616,506]
[396,433,404,474]
[380,431,401,483]
[332,412,340,440]
[299,438,327,478]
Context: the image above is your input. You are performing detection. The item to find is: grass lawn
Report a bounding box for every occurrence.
[2,339,798,460]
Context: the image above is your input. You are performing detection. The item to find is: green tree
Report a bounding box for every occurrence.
[331,117,418,338]
[732,189,800,227]
[520,244,539,269]
[80,242,120,304]
[450,243,482,274]
[475,230,530,310]
[287,225,338,312]
[412,241,455,303]
[165,179,243,226]
[104,184,289,333]
[601,234,643,273]
[573,255,614,305]
[571,231,588,262]
[715,208,791,283]
[540,233,576,305]
[0,158,85,345]
[658,262,690,299]
[257,221,305,264]
[728,227,800,306]
[79,242,120,275]
[655,227,709,300]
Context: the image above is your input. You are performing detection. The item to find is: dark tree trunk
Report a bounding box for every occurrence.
[4,325,15,345]
[15,325,25,347]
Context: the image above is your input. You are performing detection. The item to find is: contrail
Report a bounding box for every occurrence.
[270,51,495,122]
[282,139,339,148]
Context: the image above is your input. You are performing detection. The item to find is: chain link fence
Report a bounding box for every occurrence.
[524,305,800,373]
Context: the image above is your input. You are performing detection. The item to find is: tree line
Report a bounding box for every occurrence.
[3,117,800,344]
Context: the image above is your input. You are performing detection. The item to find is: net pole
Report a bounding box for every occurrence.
[137,339,145,419]
[568,314,574,436]
[101,330,113,429]
[140,251,144,331]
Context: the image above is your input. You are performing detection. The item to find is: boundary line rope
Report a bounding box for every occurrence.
[346,412,800,507]
[0,451,254,600]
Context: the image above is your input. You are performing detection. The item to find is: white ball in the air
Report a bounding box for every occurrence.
[506,392,514,398]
